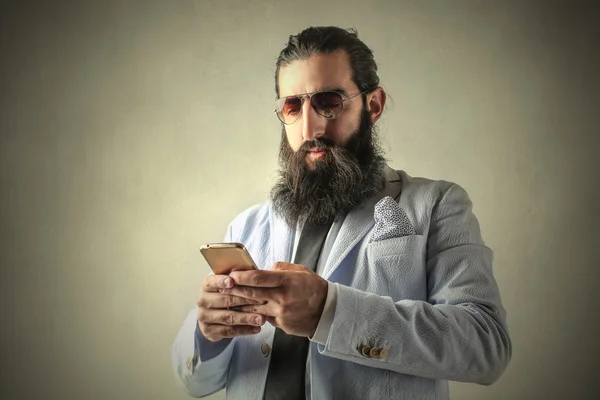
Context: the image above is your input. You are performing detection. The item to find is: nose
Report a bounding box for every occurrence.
[301,98,326,141]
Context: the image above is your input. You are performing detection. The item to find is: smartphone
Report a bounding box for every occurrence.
[200,242,258,275]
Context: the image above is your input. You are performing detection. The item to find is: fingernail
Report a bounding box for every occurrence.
[253,327,261,333]
[254,316,262,326]
[223,278,233,288]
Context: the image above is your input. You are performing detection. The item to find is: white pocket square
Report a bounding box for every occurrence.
[371,196,416,242]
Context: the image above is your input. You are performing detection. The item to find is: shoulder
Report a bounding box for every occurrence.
[395,169,469,205]
[226,200,272,241]
[390,168,476,233]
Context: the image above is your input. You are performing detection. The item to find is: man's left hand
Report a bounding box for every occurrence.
[221,263,328,338]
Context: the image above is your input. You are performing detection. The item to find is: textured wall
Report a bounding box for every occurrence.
[1,1,598,399]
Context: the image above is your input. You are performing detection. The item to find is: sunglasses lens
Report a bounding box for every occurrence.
[275,91,346,124]
[312,92,344,119]
[276,96,302,124]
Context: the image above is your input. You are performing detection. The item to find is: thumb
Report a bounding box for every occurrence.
[272,261,309,272]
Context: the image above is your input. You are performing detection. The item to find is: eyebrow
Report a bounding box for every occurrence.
[281,87,350,98]
[323,87,349,96]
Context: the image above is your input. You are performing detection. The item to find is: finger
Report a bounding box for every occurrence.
[199,309,266,327]
[234,304,274,316]
[271,261,308,272]
[219,286,276,302]
[228,270,285,288]
[203,324,262,342]
[198,292,265,309]
[202,274,235,292]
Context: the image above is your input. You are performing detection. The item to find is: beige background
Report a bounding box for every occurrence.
[1,1,598,399]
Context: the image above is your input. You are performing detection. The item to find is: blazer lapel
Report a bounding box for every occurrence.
[322,166,403,280]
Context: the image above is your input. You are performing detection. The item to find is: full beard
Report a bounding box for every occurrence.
[270,108,388,229]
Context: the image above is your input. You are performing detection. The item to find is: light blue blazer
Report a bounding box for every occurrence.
[172,167,512,399]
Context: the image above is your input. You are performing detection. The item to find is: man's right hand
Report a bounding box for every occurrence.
[196,274,266,342]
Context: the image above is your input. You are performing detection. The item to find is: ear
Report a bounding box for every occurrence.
[366,87,386,124]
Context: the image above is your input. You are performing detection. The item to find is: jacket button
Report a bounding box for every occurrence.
[379,348,388,360]
[261,342,271,357]
[369,347,381,359]
[361,345,372,357]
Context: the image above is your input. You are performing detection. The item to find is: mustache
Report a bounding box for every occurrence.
[298,137,337,153]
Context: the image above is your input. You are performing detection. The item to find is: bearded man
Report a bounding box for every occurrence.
[172,26,512,400]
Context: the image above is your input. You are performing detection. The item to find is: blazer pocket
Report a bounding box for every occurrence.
[367,234,426,258]
[366,235,428,301]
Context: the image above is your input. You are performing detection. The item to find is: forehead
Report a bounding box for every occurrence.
[278,50,356,97]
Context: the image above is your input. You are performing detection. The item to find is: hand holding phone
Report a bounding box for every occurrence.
[196,242,265,342]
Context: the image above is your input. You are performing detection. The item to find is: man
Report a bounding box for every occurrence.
[172,26,512,399]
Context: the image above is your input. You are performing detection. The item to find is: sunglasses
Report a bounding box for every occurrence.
[274,90,368,125]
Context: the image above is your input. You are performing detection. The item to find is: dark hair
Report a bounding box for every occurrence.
[275,26,380,97]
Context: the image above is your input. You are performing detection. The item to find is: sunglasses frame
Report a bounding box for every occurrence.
[274,89,371,125]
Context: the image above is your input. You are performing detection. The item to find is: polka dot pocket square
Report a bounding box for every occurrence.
[371,196,416,242]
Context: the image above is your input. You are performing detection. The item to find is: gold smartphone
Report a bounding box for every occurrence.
[200,242,258,275]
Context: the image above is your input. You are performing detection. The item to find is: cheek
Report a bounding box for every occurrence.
[327,118,358,145]
[285,127,303,151]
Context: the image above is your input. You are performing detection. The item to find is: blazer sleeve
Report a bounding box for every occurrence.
[171,225,236,397]
[317,183,512,385]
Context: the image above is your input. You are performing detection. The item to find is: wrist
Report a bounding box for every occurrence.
[309,281,337,344]
[310,278,329,337]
